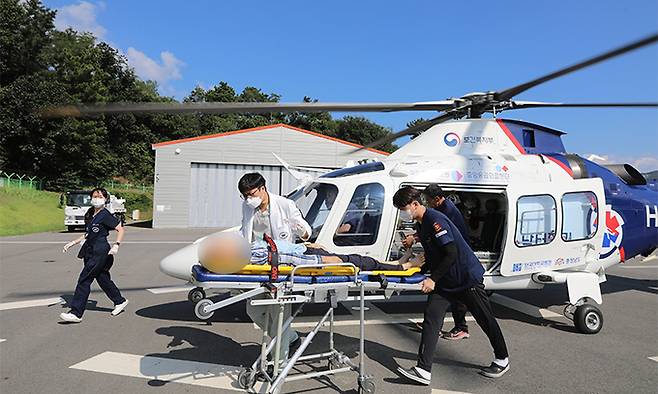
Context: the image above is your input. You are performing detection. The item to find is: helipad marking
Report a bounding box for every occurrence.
[146,285,195,294]
[69,351,265,392]
[489,294,563,319]
[0,297,64,311]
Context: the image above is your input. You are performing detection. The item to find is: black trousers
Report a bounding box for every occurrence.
[304,247,403,271]
[70,248,125,318]
[451,300,469,331]
[417,283,508,372]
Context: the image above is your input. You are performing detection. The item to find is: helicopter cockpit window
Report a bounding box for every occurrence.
[295,183,339,242]
[561,192,598,241]
[333,183,384,246]
[515,194,557,247]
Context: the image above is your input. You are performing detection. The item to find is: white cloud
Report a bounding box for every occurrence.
[54,1,107,39]
[125,47,185,90]
[586,153,658,173]
[53,2,185,95]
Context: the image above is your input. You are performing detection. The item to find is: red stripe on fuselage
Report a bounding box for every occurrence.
[496,119,526,154]
[546,156,574,177]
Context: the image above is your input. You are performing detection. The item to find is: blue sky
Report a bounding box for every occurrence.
[47,0,658,170]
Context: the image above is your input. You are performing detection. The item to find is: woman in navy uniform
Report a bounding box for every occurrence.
[393,186,509,385]
[61,188,128,323]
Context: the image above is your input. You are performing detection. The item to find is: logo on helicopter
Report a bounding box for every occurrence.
[443,132,461,147]
[600,205,625,259]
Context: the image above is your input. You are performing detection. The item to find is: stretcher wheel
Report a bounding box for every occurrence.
[574,304,603,334]
[358,377,375,393]
[238,369,256,390]
[188,288,206,303]
[194,299,214,320]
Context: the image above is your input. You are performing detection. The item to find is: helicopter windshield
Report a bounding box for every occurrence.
[287,182,339,241]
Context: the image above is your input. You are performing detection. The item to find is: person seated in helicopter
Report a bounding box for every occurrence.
[324,187,360,234]
[198,232,423,274]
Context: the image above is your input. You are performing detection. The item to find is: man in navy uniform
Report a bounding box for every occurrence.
[423,184,470,340]
[394,186,509,385]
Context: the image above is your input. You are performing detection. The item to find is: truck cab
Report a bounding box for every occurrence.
[64,190,127,232]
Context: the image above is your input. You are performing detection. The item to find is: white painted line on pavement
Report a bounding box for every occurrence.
[432,389,474,394]
[289,315,476,328]
[0,297,64,311]
[146,285,195,294]
[619,265,658,269]
[0,241,191,244]
[489,294,563,319]
[69,351,265,392]
[649,356,658,363]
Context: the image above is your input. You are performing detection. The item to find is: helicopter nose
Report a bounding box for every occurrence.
[159,242,199,281]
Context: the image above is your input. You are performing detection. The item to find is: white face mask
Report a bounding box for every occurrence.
[91,197,106,208]
[399,209,413,222]
[246,196,262,209]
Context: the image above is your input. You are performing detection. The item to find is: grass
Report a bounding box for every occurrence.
[0,187,65,236]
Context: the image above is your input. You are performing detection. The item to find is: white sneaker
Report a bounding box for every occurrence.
[60,312,82,323]
[111,300,129,316]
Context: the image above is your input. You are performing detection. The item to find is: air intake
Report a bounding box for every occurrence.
[604,164,647,185]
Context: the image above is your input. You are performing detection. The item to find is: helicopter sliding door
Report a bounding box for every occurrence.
[500,178,605,277]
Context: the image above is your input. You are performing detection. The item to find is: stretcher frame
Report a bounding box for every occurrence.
[189,263,425,394]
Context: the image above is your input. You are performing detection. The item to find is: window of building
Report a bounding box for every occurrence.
[333,183,384,246]
[515,194,556,247]
[561,192,598,241]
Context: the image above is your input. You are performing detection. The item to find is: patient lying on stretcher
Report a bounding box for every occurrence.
[198,233,423,274]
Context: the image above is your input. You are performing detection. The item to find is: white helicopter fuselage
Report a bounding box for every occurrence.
[161,118,654,313]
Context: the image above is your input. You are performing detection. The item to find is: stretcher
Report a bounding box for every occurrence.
[188,262,426,394]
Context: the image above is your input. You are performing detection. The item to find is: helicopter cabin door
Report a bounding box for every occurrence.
[500,178,605,277]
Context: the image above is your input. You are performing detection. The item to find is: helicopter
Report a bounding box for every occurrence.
[47,33,658,334]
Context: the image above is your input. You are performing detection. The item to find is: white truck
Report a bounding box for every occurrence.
[63,190,127,232]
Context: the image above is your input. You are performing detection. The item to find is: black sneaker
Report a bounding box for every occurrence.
[479,362,509,378]
[397,366,431,385]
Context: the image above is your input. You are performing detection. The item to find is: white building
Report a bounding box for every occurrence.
[151,123,389,228]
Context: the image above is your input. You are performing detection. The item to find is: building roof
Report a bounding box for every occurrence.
[151,123,390,156]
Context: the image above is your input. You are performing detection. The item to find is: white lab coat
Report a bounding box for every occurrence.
[240,192,312,243]
[241,192,310,357]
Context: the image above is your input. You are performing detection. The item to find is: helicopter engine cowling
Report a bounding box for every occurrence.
[603,164,647,185]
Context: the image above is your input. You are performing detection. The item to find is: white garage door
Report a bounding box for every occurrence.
[189,163,315,228]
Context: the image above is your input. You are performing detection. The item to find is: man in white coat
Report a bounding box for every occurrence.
[238,172,312,361]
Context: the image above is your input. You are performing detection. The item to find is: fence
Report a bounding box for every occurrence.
[0,170,153,192]
[0,171,44,190]
[101,180,153,192]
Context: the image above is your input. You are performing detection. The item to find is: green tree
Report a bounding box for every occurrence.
[334,116,397,153]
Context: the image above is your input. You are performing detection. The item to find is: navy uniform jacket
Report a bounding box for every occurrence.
[437,199,469,245]
[78,208,119,259]
[418,208,484,292]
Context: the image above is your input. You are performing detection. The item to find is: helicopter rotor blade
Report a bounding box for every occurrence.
[356,105,472,151]
[40,101,456,118]
[510,101,658,109]
[496,33,658,101]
